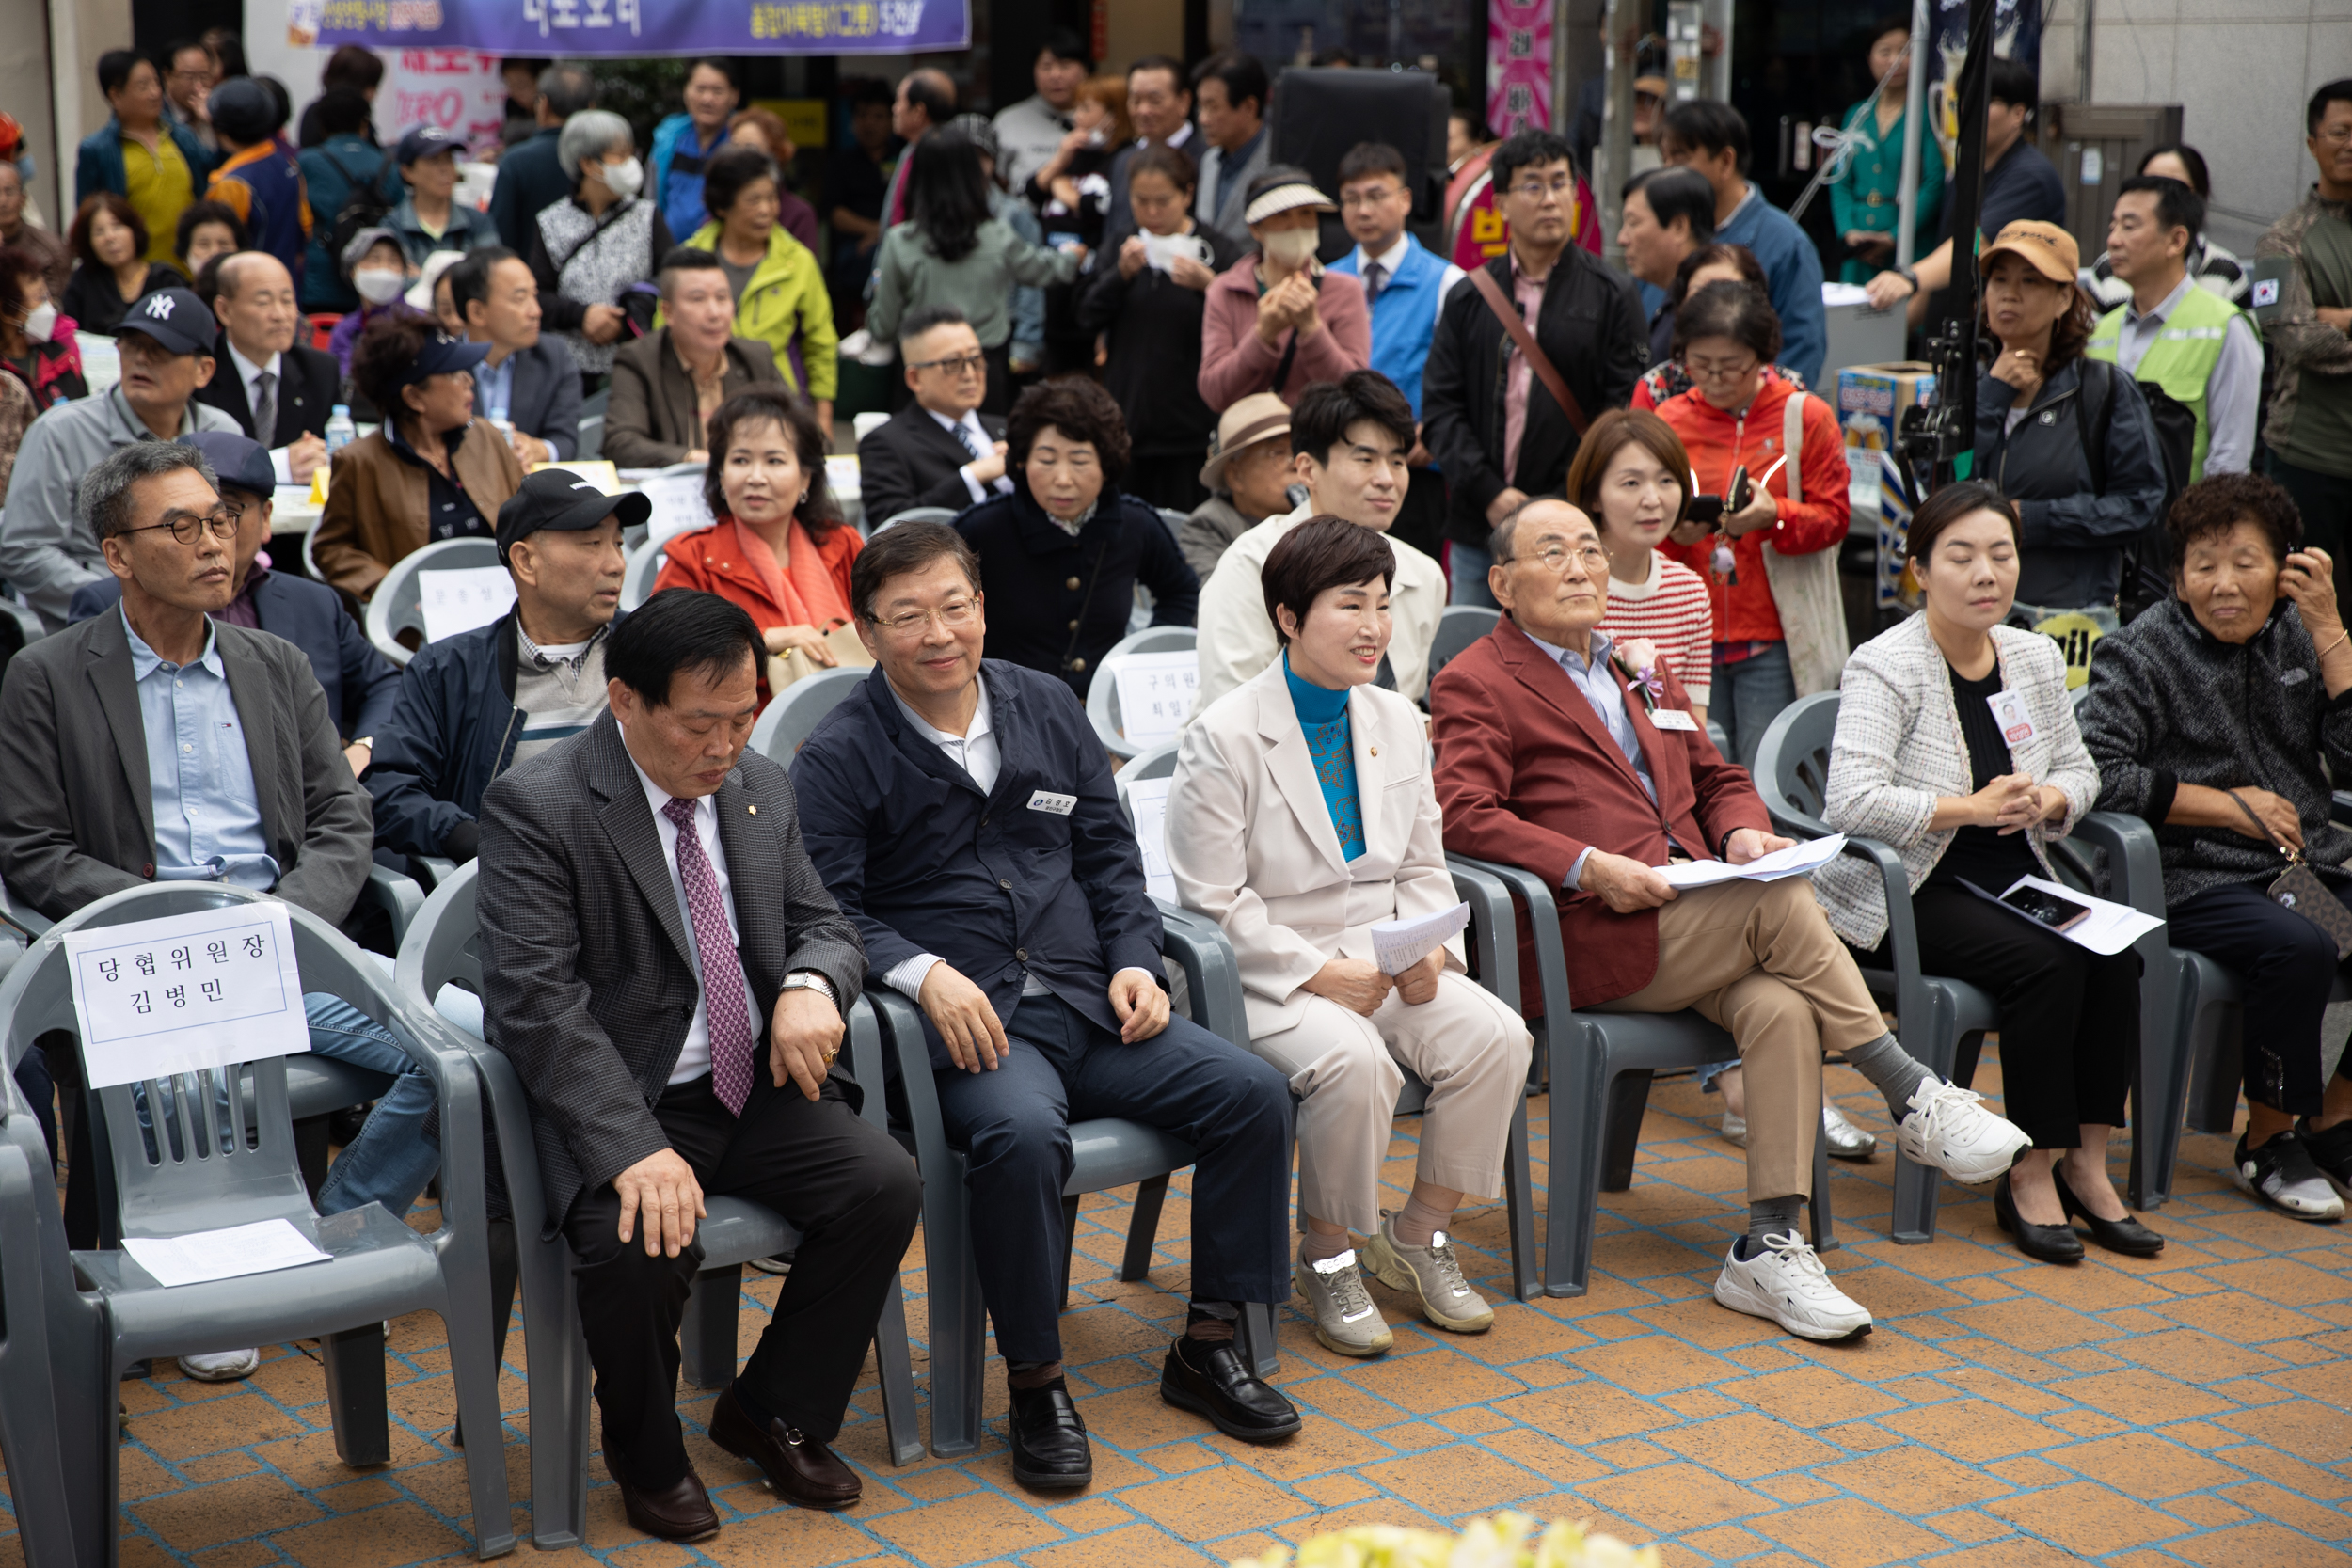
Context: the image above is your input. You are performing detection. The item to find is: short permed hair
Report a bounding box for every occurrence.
[702,145,780,219]
[349,310,442,423]
[2166,472,2303,576]
[1262,514,1395,645]
[1009,376,1131,490]
[850,516,982,625]
[606,589,766,708]
[69,193,147,272]
[1675,279,1784,365]
[83,440,218,543]
[1290,371,1416,467]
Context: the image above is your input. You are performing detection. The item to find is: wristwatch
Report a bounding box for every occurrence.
[782,971,837,1008]
[1896,264,1919,296]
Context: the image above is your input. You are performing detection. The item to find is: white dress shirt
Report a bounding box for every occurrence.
[1351,232,1465,334]
[226,341,298,484]
[929,405,1015,505]
[628,749,757,1085]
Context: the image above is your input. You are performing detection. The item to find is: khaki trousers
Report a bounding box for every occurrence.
[1591,878,1888,1202]
[1248,971,1532,1236]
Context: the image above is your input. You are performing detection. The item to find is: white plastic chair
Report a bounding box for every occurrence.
[618,537,665,612]
[362,538,505,668]
[1084,628,1199,761]
[872,505,960,535]
[746,664,869,765]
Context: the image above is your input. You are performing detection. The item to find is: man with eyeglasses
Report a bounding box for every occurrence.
[1430,499,2033,1344]
[856,305,1010,525]
[1422,128,1648,610]
[790,518,1301,1493]
[0,438,446,1382]
[0,286,241,632]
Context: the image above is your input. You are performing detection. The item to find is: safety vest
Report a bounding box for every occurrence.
[2087,283,2252,483]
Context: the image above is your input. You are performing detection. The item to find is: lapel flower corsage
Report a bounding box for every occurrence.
[1609,639,1666,712]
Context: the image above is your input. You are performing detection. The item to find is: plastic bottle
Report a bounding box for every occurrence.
[324,404,357,455]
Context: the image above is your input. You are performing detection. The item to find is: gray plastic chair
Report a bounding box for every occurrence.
[395,863,921,1549]
[1084,627,1200,761]
[618,537,665,612]
[748,663,870,765]
[0,1068,99,1567]
[0,883,515,1561]
[0,593,44,649]
[1155,507,1188,546]
[363,538,507,669]
[874,505,961,534]
[1429,604,1500,681]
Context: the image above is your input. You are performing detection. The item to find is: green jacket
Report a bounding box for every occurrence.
[684,221,839,402]
[2256,186,2352,479]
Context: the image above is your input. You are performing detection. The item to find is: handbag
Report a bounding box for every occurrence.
[767,622,874,694]
[2224,789,2352,959]
[1756,388,1850,696]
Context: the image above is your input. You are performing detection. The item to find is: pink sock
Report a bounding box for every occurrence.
[1391,1195,1453,1248]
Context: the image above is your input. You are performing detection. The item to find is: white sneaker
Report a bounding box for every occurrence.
[1714,1233,1872,1341]
[1360,1213,1495,1333]
[1821,1101,1878,1159]
[2235,1131,2347,1222]
[177,1348,260,1382]
[1294,1246,1392,1357]
[1896,1079,2029,1184]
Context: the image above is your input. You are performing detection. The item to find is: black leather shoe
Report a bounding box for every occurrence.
[708,1386,861,1510]
[1160,1336,1301,1442]
[1994,1172,2084,1263]
[2053,1166,2165,1256]
[603,1458,720,1543]
[1007,1379,1092,1490]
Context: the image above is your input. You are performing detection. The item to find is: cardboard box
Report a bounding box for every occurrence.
[1836,362,1937,455]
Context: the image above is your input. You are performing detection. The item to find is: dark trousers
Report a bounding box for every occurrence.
[2269,454,2352,626]
[1860,884,2137,1148]
[562,1069,921,1492]
[2166,879,2352,1117]
[933,991,1292,1364]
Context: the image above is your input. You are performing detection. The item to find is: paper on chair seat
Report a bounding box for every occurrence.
[1371,901,1470,975]
[1654,834,1846,889]
[121,1218,331,1287]
[1122,776,1178,905]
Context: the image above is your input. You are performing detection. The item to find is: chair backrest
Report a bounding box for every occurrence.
[300,517,326,583]
[1155,508,1187,546]
[619,538,665,612]
[1429,604,1501,680]
[1085,630,1200,760]
[363,537,507,668]
[400,860,485,1005]
[750,664,869,765]
[1117,741,1180,802]
[874,506,959,534]
[575,414,605,462]
[1751,689,1842,839]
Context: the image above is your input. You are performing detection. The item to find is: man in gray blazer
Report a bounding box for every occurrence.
[1192,51,1272,250]
[474,589,919,1544]
[449,246,585,463]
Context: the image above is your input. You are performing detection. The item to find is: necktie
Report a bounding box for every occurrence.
[251,370,277,444]
[953,420,987,461]
[661,795,755,1115]
[1363,261,1388,303]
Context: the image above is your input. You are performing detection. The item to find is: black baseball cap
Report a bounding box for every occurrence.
[397,330,492,388]
[117,288,218,357]
[494,467,651,562]
[176,431,276,499]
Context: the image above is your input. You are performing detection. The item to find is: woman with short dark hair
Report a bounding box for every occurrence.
[1,243,88,409]
[950,376,1199,694]
[61,192,179,336]
[685,146,837,431]
[2080,472,2352,1223]
[1167,514,1531,1356]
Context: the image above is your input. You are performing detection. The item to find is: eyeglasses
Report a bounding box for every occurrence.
[1507,175,1576,201]
[872,598,979,637]
[909,352,987,376]
[119,510,239,546]
[1686,353,1759,382]
[1502,542,1609,574]
[2318,123,2352,147]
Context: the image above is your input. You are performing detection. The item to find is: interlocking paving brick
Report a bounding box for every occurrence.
[1748,1497,1948,1567]
[1981,1481,2188,1555]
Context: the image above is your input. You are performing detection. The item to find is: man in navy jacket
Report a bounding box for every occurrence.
[68,431,397,776]
[790,519,1299,1491]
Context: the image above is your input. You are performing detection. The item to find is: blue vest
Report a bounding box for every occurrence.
[1330,236,1451,417]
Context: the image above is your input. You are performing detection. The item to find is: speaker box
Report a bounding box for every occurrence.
[1265,68,1450,224]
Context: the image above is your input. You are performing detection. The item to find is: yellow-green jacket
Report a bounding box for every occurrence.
[685,221,839,402]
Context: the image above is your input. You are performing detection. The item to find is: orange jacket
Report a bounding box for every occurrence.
[653,515,863,705]
[1653,375,1850,644]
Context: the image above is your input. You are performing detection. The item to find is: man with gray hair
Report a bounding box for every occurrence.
[490,58,597,252]
[0,440,442,1382]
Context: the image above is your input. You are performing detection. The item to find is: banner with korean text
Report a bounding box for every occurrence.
[296,0,971,55]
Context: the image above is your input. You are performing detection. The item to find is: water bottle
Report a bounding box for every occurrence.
[324,404,357,456]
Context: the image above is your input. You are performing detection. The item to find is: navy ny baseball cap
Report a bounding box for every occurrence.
[117,288,218,356]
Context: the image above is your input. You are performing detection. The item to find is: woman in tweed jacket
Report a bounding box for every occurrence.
[1820,482,2155,1263]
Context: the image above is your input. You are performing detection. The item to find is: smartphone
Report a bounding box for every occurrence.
[1724,466,1753,515]
[2003,883,2093,933]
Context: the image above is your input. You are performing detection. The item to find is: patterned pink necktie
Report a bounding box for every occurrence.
[662,795,755,1115]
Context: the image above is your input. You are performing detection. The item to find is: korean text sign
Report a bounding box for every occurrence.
[302,0,971,55]
[64,904,311,1089]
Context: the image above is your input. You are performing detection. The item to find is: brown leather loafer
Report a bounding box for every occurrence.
[708,1386,861,1509]
[605,1460,720,1543]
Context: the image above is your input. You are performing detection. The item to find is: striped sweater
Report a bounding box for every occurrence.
[1599,552,1715,708]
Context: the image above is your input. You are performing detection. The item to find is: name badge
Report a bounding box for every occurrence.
[1027,790,1076,816]
[1648,708,1700,732]
[1987,689,2036,746]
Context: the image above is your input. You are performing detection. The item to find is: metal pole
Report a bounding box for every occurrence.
[1895,0,1929,268]
[1947,0,1994,472]
[1597,0,1638,266]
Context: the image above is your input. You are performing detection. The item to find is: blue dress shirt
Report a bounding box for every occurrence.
[1525,626,1659,890]
[1283,652,1365,862]
[121,609,279,891]
[473,349,517,425]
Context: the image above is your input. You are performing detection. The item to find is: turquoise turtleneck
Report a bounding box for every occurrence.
[1283,650,1365,862]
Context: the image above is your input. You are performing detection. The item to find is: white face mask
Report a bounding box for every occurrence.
[1260,227,1320,268]
[354,268,407,305]
[21,302,56,341]
[597,155,645,200]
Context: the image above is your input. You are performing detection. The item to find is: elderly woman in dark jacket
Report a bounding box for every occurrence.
[2078,473,2352,1225]
[951,375,1199,696]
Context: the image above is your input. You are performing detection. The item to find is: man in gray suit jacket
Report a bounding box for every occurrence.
[474,589,919,1544]
[449,246,585,463]
[1192,51,1272,250]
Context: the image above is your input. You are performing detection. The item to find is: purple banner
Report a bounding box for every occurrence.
[297,0,971,55]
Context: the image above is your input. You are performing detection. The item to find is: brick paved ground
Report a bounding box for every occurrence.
[5,1049,2348,1568]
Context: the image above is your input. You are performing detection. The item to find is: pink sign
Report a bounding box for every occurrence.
[383,48,508,156]
[1486,0,1552,136]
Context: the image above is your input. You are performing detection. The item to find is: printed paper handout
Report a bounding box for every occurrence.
[1654,834,1847,890]
[1963,874,2167,956]
[1370,902,1472,975]
[121,1218,332,1288]
[64,903,310,1088]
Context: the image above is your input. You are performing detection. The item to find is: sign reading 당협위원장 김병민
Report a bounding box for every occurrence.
[294,0,971,55]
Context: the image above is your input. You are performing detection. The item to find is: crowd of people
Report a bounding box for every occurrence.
[0,26,2350,1552]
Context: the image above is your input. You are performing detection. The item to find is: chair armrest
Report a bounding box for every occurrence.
[1154,901,1248,1046]
[1447,853,1573,1015]
[0,882,51,942]
[1837,834,1932,1047]
[361,863,425,947]
[2333,791,2352,827]
[417,857,457,890]
[2071,811,2166,918]
[1447,860,1520,1012]
[867,985,953,1180]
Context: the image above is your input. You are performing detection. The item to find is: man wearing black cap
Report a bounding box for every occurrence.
[203,76,310,281]
[0,286,241,631]
[66,431,400,780]
[389,123,497,266]
[366,468,643,868]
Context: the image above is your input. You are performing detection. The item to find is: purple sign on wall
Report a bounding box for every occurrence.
[296,0,970,55]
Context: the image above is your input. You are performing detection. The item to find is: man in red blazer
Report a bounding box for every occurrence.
[1431,499,2029,1343]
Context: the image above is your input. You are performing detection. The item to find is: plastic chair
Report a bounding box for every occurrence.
[364,538,506,669]
[748,664,869,765]
[618,537,665,612]
[394,863,924,1548]
[1753,691,2004,1243]
[1429,604,1500,681]
[873,505,961,534]
[0,1068,99,1568]
[1084,630,1200,761]
[0,594,44,650]
[574,415,605,462]
[1,883,516,1561]
[1155,507,1188,546]
[307,312,341,352]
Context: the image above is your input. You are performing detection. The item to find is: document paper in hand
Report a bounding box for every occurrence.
[121,1218,331,1287]
[1653,834,1846,889]
[1370,902,1471,975]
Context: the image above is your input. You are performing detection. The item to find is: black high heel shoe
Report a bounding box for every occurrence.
[2053,1165,2165,1256]
[1994,1171,2084,1263]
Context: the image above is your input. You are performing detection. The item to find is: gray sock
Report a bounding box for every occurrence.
[1740,1196,1805,1257]
[1842,1031,1936,1123]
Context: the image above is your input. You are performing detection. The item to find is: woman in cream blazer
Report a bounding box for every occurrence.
[1167,518,1530,1358]
[1819,481,2157,1266]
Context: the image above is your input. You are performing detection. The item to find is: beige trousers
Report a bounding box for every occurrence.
[1248,970,1533,1235]
[1591,877,1888,1202]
